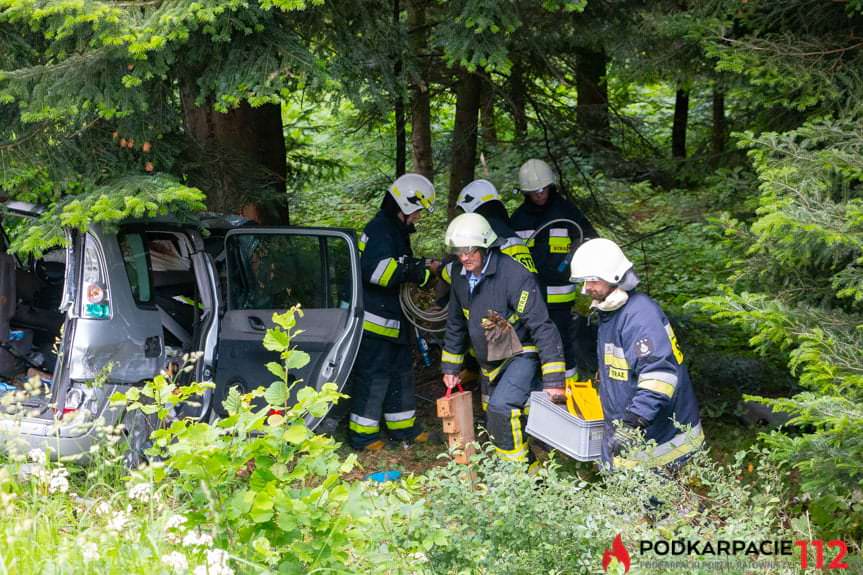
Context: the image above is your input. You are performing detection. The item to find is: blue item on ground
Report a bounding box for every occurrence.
[367,470,402,482]
[8,330,24,342]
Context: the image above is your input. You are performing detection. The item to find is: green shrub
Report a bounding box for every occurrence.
[126,306,444,574]
[422,445,821,575]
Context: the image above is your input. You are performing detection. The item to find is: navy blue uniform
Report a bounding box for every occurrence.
[442,250,565,461]
[595,292,703,468]
[349,209,430,447]
[511,191,597,380]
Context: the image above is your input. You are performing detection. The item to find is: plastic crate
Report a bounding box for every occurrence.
[526,392,604,461]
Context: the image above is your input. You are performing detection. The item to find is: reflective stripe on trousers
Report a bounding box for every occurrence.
[613,423,705,470]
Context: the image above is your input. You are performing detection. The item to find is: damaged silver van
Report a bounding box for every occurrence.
[0,201,363,461]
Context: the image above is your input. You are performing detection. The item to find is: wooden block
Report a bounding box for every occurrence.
[436,390,475,464]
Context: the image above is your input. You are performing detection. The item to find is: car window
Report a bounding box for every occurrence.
[226,233,352,310]
[148,237,191,272]
[118,232,153,304]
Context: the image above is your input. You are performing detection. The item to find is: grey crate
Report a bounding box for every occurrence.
[526,392,604,462]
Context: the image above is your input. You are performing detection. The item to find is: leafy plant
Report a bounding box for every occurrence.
[121,306,442,573]
[423,444,817,574]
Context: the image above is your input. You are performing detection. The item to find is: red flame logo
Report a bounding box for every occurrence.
[602,533,631,573]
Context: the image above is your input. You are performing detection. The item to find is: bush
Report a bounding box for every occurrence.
[422,444,823,575]
[124,306,444,574]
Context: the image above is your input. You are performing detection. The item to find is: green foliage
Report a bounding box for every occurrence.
[8,174,206,257]
[424,445,810,574]
[692,114,863,538]
[110,353,213,421]
[118,306,441,573]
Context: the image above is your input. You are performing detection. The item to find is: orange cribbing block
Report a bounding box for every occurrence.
[565,378,604,421]
[436,389,476,464]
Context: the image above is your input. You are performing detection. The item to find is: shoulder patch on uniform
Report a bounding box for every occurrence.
[517,290,529,313]
[635,337,653,357]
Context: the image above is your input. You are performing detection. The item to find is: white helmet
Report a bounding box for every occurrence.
[570,238,633,284]
[518,159,556,193]
[457,179,501,213]
[388,173,436,215]
[445,213,498,251]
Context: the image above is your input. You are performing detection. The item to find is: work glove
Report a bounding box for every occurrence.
[610,412,649,457]
[481,310,523,361]
[401,256,430,285]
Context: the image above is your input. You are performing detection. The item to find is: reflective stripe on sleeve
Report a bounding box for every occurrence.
[442,261,453,285]
[637,371,678,398]
[441,350,464,365]
[370,257,399,287]
[362,311,401,338]
[514,229,535,248]
[541,361,566,375]
[546,284,577,304]
[419,268,431,288]
[358,233,368,253]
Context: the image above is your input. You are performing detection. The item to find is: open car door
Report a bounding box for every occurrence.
[214,227,363,428]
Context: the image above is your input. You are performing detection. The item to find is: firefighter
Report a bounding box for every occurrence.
[510,158,598,383]
[442,179,538,410]
[453,179,535,274]
[570,238,704,470]
[348,173,440,450]
[440,213,565,462]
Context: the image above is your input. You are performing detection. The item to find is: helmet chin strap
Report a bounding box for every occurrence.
[591,288,629,312]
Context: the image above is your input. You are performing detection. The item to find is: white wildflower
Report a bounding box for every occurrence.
[165,513,187,530]
[161,551,189,573]
[165,513,188,544]
[81,541,99,563]
[182,530,213,548]
[48,468,70,494]
[95,500,112,515]
[193,548,233,575]
[27,448,46,464]
[106,511,129,532]
[127,482,152,502]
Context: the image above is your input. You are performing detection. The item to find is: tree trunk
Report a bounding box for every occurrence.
[509,59,527,140]
[394,0,406,176]
[574,47,610,150]
[407,0,433,180]
[448,70,482,218]
[711,89,726,167]
[672,88,689,159]
[180,80,288,224]
[480,78,498,148]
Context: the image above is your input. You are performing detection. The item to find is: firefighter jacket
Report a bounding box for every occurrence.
[510,191,596,307]
[358,209,431,343]
[441,212,536,285]
[441,249,565,388]
[596,291,703,467]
